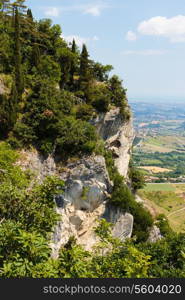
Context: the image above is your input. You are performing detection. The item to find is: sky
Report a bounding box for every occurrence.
[24,0,185,101]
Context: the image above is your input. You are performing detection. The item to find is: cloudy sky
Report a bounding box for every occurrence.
[25,0,185,101]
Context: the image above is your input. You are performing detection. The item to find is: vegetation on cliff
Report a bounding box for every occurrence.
[0,0,129,157]
[0,0,185,278]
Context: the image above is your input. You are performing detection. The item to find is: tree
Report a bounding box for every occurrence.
[91,62,113,82]
[129,166,146,192]
[0,83,18,137]
[58,48,75,89]
[31,44,41,68]
[79,44,91,96]
[14,7,24,98]
[69,39,78,88]
[27,8,33,20]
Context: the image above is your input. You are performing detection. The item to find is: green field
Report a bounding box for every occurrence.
[138,183,185,233]
[143,183,176,192]
[140,135,185,153]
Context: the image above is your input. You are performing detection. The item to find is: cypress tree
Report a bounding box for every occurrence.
[69,39,77,88]
[79,44,91,99]
[8,82,18,128]
[27,8,33,20]
[32,43,41,68]
[14,7,24,99]
[0,83,18,137]
[80,44,89,82]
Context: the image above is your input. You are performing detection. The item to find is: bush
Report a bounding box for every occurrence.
[156,214,173,236]
[90,84,111,113]
[55,116,97,156]
[75,104,95,121]
[92,96,110,112]
[13,122,37,145]
[106,151,153,242]
[129,166,146,192]
[7,136,22,149]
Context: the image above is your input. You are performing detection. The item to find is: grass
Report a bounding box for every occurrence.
[143,183,176,192]
[142,135,185,153]
[138,183,185,232]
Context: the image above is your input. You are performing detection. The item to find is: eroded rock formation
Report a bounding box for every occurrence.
[91,107,134,178]
[17,108,135,256]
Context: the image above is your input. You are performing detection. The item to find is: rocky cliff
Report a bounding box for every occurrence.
[17,108,135,257]
[92,108,134,178]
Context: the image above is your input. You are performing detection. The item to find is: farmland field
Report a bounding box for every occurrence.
[138,183,185,232]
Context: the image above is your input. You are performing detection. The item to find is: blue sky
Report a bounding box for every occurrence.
[24,0,185,101]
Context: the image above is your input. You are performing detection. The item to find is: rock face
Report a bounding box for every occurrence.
[91,108,134,178]
[102,205,133,241]
[51,202,133,257]
[17,108,135,256]
[148,225,163,243]
[51,153,133,257]
[16,150,56,182]
[60,155,112,212]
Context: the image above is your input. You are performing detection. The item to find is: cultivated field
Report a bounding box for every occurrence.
[138,183,185,233]
[138,166,172,174]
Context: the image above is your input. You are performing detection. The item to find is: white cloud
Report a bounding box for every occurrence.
[122,49,167,56]
[138,15,185,43]
[44,7,60,17]
[126,30,137,41]
[42,3,108,18]
[63,35,99,47]
[83,5,103,16]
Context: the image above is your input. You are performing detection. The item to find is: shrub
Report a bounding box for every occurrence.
[106,151,153,242]
[129,166,146,192]
[156,214,173,236]
[75,104,95,121]
[92,96,110,112]
[55,116,97,155]
[13,122,37,145]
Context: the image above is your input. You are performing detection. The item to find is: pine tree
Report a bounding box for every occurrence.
[14,7,24,98]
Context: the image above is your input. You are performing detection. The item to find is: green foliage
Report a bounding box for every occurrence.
[75,103,95,121]
[0,143,65,277]
[104,150,153,242]
[129,165,146,191]
[156,214,173,236]
[91,62,113,82]
[90,84,111,112]
[138,233,185,277]
[37,55,61,83]
[79,44,90,91]
[13,122,37,145]
[55,116,97,156]
[14,7,24,98]
[0,83,18,137]
[0,220,51,278]
[1,2,174,280]
[58,237,91,278]
[109,75,129,118]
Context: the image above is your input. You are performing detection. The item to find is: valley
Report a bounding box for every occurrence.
[131,100,185,183]
[131,100,185,233]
